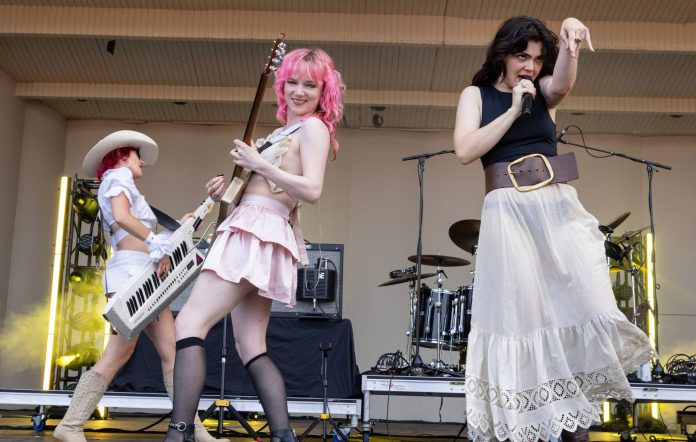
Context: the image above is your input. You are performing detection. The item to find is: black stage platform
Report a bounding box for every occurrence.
[112,317,361,398]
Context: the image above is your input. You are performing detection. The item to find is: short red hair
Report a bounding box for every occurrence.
[96,147,135,181]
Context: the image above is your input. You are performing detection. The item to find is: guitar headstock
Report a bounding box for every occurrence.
[263,33,287,75]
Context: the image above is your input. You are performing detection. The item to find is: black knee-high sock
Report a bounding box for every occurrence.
[245,352,289,432]
[165,337,206,441]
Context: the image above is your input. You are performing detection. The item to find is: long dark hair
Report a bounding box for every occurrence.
[472,16,559,86]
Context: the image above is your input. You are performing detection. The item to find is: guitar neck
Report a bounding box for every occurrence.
[231,72,268,180]
[214,33,285,235]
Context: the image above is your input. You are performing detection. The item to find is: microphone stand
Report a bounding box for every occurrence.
[402,149,455,374]
[558,133,671,352]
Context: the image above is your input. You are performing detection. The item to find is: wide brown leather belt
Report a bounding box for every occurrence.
[484,152,579,194]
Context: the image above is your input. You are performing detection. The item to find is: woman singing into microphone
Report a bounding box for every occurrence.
[453,16,653,442]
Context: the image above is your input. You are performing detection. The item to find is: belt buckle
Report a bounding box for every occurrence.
[506,154,554,192]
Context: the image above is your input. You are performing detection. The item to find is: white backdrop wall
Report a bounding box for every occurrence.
[0,102,66,387]
[1,111,695,422]
[0,70,26,344]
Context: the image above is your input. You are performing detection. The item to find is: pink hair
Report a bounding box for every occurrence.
[274,48,345,157]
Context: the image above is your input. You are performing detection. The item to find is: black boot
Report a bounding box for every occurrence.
[270,428,296,442]
[167,422,196,442]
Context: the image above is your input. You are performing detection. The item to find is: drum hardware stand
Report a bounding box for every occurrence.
[432,268,446,369]
[402,149,454,373]
[199,314,261,441]
[429,268,455,370]
[559,125,671,353]
[625,246,639,327]
[447,297,459,368]
[298,343,348,442]
[457,245,477,373]
[405,280,419,363]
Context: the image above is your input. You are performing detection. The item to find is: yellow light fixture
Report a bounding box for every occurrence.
[68,266,103,298]
[71,312,105,333]
[72,185,100,224]
[645,232,659,419]
[99,245,114,419]
[56,343,100,370]
[602,401,611,422]
[43,177,71,390]
[55,354,79,367]
[645,233,656,350]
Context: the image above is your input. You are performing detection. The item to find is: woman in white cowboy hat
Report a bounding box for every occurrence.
[54,130,225,442]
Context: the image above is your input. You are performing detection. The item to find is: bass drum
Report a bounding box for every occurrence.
[449,285,473,347]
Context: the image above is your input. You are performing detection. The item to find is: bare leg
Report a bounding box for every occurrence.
[143,306,176,374]
[55,320,140,441]
[91,328,140,381]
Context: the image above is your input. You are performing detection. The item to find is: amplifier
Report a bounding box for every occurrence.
[297,267,337,302]
[271,243,344,319]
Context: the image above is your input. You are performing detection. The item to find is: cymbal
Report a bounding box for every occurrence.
[408,254,471,267]
[378,272,438,287]
[448,219,480,254]
[606,211,631,230]
[615,225,651,241]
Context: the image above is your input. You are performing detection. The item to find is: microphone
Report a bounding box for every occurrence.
[520,75,532,115]
[556,126,569,143]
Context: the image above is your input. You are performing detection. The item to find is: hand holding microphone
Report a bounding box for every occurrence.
[520,75,533,116]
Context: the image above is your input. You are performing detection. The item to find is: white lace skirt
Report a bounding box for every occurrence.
[465,183,653,442]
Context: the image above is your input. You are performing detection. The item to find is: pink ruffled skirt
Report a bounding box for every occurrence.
[202,193,300,306]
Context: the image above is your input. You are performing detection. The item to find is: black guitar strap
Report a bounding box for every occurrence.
[149,205,181,231]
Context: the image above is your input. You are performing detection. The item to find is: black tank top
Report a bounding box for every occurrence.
[479,82,557,169]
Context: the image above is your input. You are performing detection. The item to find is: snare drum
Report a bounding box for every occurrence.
[413,288,456,348]
[450,285,473,346]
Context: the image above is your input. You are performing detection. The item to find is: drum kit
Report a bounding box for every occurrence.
[599,211,652,328]
[378,219,481,373]
[378,211,650,374]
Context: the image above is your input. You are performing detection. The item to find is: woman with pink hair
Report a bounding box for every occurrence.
[165,48,345,442]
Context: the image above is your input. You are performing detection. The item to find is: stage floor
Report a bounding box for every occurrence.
[0,412,687,442]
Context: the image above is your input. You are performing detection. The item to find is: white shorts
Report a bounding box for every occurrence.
[103,250,152,294]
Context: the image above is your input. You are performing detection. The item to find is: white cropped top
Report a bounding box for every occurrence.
[254,120,303,193]
[98,167,157,250]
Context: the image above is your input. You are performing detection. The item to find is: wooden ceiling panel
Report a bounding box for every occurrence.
[430,46,486,92]
[425,107,456,130]
[0,0,448,14]
[1,2,695,136]
[445,0,696,23]
[572,52,696,99]
[41,98,103,119]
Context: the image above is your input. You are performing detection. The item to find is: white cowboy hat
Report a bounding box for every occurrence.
[82,130,158,177]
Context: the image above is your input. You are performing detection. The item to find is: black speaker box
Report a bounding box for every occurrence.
[271,243,344,319]
[297,268,337,302]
